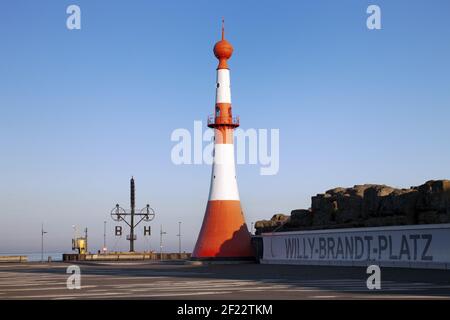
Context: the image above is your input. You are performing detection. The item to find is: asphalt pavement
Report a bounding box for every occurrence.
[1,261,450,299]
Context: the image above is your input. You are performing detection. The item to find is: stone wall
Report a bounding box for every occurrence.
[255,180,450,234]
[254,213,289,234]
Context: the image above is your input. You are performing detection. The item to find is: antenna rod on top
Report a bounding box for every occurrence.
[221,18,225,40]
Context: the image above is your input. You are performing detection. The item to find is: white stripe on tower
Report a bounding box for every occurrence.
[216,69,231,104]
[208,144,239,200]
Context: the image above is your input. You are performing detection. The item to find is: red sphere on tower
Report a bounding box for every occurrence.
[213,39,233,60]
[213,19,234,69]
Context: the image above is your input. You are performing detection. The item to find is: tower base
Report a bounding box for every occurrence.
[192,200,255,259]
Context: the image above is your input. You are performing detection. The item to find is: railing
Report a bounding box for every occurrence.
[207,114,240,127]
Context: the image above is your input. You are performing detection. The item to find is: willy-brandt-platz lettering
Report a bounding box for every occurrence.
[282,233,433,262]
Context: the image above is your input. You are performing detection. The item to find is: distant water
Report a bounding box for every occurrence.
[0,252,63,262]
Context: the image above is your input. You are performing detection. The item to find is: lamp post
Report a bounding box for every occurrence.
[41,223,47,263]
[160,225,167,261]
[177,221,182,255]
[103,221,107,252]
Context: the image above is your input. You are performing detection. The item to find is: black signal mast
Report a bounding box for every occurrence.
[110,177,155,252]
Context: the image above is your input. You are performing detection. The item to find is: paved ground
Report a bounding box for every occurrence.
[1,261,450,299]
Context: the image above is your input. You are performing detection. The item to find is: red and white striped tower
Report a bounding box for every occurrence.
[192,20,254,261]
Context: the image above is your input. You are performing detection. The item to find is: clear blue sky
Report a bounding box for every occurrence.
[1,0,449,254]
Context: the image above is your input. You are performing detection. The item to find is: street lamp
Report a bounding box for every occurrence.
[103,221,107,253]
[160,225,167,261]
[176,221,182,255]
[41,223,47,263]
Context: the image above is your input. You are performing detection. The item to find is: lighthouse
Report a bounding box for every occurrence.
[192,21,254,261]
